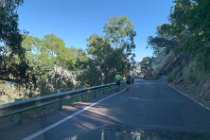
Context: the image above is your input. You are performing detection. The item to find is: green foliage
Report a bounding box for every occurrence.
[103,16,136,70]
[148,0,210,86]
[77,34,121,86]
[182,56,208,85]
[20,34,89,96]
[1,15,136,102]
[77,59,102,86]
[103,16,135,47]
[139,57,153,79]
[0,0,35,87]
[79,16,137,86]
[0,0,24,52]
[86,34,121,83]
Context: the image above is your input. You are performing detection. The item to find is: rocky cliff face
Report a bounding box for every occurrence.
[151,52,210,108]
[200,78,210,101]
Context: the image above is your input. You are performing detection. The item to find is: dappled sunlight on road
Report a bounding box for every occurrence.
[85,106,121,123]
[70,103,121,133]
[62,105,78,111]
[75,119,98,130]
[62,102,93,111]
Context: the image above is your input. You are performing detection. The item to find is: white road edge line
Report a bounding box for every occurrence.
[22,87,131,140]
[167,84,210,111]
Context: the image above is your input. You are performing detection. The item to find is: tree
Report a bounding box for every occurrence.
[103,16,136,71]
[65,47,88,70]
[191,0,210,72]
[77,59,102,87]
[79,16,137,85]
[139,57,153,79]
[169,0,210,71]
[21,34,87,95]
[148,1,207,72]
[87,34,116,83]
[0,0,34,86]
[0,0,24,54]
[39,34,66,91]
[147,23,179,55]
[147,0,210,86]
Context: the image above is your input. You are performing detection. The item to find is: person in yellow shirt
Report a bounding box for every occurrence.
[115,72,121,92]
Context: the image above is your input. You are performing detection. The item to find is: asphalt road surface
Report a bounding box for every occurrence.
[1,80,210,140]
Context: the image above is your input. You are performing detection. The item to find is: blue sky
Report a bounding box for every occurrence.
[18,0,173,61]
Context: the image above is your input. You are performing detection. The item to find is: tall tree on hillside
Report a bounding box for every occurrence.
[77,58,102,87]
[169,0,210,71]
[87,34,120,84]
[0,0,24,55]
[39,34,71,92]
[190,0,210,72]
[21,34,88,95]
[147,0,210,85]
[148,0,206,71]
[139,57,153,79]
[103,16,136,71]
[0,0,34,85]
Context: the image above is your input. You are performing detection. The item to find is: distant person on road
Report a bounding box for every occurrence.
[126,75,132,85]
[125,75,133,91]
[115,72,121,92]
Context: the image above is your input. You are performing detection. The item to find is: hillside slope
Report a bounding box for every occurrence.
[151,53,210,108]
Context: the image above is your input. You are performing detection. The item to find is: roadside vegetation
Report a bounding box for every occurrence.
[0,0,136,103]
[139,0,210,105]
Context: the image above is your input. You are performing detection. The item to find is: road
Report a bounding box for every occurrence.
[1,80,210,140]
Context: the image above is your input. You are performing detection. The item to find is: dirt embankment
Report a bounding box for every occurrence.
[171,77,210,109]
[200,78,210,101]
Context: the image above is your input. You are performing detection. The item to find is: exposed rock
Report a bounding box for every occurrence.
[200,77,210,101]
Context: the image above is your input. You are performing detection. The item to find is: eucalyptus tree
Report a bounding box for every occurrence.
[21,34,88,95]
[87,34,121,84]
[139,57,153,79]
[103,16,136,71]
[0,0,34,86]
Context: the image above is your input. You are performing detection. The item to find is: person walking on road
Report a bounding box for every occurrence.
[126,75,132,85]
[125,75,133,92]
[115,72,121,92]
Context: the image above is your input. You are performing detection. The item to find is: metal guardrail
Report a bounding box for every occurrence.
[0,82,122,124]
